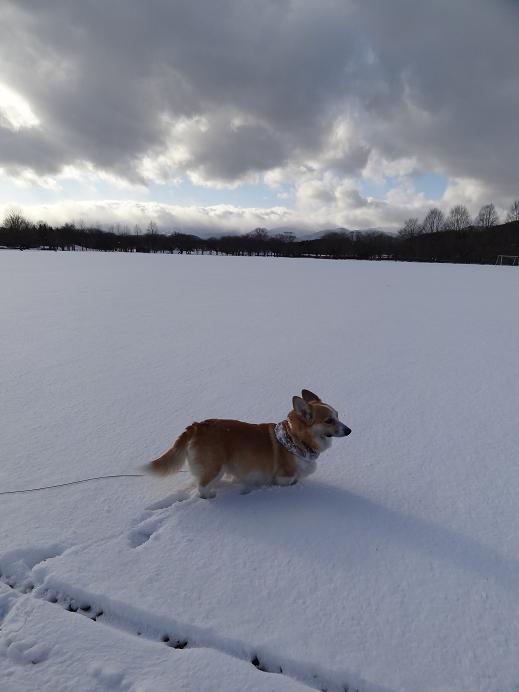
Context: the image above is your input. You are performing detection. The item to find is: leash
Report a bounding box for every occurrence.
[0,473,145,496]
[0,467,191,496]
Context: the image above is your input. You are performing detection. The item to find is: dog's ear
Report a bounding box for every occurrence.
[292,395,315,424]
[301,389,321,403]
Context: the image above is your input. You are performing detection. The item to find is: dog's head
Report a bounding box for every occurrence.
[288,389,351,450]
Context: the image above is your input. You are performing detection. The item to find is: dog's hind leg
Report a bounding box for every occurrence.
[188,451,223,499]
[197,467,223,499]
[186,441,219,499]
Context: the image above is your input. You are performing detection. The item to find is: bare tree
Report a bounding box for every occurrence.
[398,217,421,239]
[475,203,499,229]
[422,207,445,233]
[249,227,269,240]
[3,208,30,232]
[444,205,471,232]
[506,199,519,223]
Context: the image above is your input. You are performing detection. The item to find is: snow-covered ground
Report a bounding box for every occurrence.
[1,251,519,692]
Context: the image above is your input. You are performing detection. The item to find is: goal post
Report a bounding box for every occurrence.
[496,255,519,266]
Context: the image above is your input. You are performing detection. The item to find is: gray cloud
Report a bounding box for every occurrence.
[0,1,361,180]
[1,0,518,220]
[351,0,519,196]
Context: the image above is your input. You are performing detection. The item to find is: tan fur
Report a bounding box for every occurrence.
[144,390,350,498]
[147,427,191,476]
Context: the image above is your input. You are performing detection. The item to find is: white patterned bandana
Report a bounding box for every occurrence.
[274,420,320,462]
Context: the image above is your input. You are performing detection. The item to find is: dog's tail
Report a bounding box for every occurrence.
[142,427,192,476]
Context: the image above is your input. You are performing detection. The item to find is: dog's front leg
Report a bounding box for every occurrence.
[274,475,298,486]
[240,471,266,495]
[274,454,298,487]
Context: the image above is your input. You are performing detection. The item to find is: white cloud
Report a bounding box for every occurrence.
[0,200,299,234]
[0,195,427,235]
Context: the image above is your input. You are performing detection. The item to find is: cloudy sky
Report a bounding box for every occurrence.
[1,0,517,235]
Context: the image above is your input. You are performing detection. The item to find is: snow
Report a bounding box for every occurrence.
[1,250,519,692]
[0,584,308,692]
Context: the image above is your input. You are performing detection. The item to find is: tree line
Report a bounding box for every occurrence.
[1,200,519,265]
[399,200,519,238]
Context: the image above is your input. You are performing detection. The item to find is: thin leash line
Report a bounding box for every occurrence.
[0,473,145,495]
[0,469,190,496]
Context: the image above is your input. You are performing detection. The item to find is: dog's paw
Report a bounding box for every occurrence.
[274,476,298,487]
[198,488,216,499]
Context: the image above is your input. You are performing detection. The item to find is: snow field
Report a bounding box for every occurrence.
[1,251,519,691]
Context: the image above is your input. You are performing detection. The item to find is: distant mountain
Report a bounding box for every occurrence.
[269,226,353,240]
[273,226,387,240]
[263,225,309,238]
[166,225,387,240]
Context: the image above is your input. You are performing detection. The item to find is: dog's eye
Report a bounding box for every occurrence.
[325,417,334,424]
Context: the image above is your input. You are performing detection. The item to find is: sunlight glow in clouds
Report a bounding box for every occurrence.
[0,83,39,131]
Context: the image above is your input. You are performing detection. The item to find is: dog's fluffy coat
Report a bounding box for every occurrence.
[144,389,351,498]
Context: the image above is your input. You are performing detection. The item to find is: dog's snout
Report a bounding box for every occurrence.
[342,425,352,436]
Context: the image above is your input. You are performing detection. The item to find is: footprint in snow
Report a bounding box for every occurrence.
[128,515,168,548]
[0,545,65,593]
[128,486,198,546]
[145,486,195,511]
[88,663,130,690]
[3,635,51,666]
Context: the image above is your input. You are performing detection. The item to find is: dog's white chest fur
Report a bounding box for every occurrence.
[295,456,317,478]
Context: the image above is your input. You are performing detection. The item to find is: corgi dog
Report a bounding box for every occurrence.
[144,390,351,498]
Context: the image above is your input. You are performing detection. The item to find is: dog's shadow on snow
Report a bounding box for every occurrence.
[196,479,519,592]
